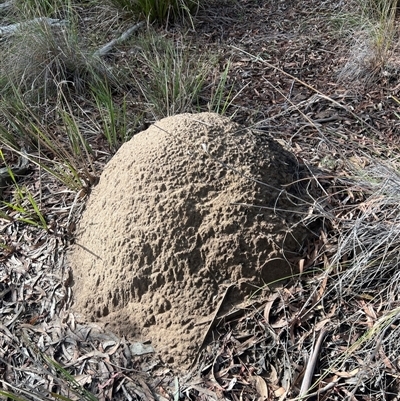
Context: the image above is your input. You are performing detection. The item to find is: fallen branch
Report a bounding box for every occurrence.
[0,17,67,36]
[93,21,145,57]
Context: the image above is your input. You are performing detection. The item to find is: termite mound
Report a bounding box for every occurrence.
[69,112,314,368]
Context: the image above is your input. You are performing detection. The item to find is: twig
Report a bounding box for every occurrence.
[299,327,327,398]
[289,381,339,400]
[94,21,145,57]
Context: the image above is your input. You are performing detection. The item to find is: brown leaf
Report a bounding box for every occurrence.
[274,387,286,398]
[268,365,279,385]
[263,292,280,323]
[251,375,269,400]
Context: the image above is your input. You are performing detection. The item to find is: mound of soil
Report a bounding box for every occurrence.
[69,112,313,368]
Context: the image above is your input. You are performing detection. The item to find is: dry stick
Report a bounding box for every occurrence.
[94,21,145,58]
[0,17,67,36]
[291,381,339,400]
[299,327,327,398]
[231,45,381,137]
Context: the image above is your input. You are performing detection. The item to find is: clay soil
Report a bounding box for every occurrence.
[69,112,316,368]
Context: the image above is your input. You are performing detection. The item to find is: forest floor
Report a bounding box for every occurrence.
[1,0,400,400]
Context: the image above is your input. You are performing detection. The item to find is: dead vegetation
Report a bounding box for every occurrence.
[1,0,400,400]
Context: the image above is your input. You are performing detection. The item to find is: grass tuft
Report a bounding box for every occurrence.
[109,0,199,24]
[0,14,112,102]
[338,0,398,85]
[12,0,68,19]
[130,31,209,118]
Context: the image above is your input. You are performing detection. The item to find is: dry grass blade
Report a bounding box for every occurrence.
[338,0,399,86]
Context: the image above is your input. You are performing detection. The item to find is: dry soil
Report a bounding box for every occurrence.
[69,112,315,368]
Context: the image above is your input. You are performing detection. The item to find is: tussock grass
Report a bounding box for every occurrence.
[120,31,238,120]
[0,20,111,101]
[129,31,209,118]
[0,0,115,104]
[90,78,132,152]
[0,91,100,196]
[109,0,199,24]
[328,163,400,304]
[338,0,399,85]
[305,160,400,397]
[207,60,237,116]
[12,0,68,18]
[0,3,118,195]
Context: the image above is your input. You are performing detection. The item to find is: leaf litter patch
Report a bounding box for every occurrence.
[2,126,400,399]
[2,0,400,398]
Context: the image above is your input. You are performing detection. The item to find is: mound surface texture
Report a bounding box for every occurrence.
[70,113,311,367]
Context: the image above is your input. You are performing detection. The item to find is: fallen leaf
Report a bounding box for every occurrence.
[251,375,268,400]
[263,292,280,323]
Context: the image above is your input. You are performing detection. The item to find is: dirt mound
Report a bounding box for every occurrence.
[69,112,313,368]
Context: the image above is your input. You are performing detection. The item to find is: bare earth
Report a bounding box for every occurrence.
[69,112,314,368]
